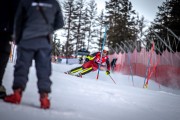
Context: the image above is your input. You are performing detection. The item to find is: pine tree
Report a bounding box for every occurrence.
[72,0,86,57]
[136,15,146,38]
[152,0,180,52]
[96,10,105,51]
[52,34,61,56]
[85,0,98,51]
[83,7,91,48]
[105,0,137,51]
[63,0,76,62]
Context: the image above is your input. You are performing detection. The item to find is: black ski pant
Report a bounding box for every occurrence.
[13,37,52,93]
[0,41,11,86]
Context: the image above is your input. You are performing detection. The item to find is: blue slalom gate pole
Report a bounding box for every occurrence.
[128,52,134,86]
[96,24,108,80]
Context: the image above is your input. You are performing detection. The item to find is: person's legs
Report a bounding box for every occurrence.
[4,46,34,103]
[79,67,93,75]
[34,42,52,109]
[75,60,96,77]
[12,47,34,90]
[65,60,95,75]
[35,48,52,94]
[0,41,11,98]
[68,66,83,74]
[82,60,93,68]
[75,67,93,77]
[0,42,11,84]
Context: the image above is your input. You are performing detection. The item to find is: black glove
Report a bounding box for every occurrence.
[106,70,110,75]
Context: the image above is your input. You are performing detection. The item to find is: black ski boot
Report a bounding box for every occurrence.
[0,85,6,99]
[64,71,73,75]
[75,73,82,78]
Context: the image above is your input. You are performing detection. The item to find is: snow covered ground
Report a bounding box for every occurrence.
[0,62,180,120]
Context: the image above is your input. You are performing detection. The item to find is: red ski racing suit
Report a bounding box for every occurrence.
[83,52,110,71]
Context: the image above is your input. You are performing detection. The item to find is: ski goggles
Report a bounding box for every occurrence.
[103,50,107,54]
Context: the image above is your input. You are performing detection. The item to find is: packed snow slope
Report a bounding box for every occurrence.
[0,62,180,120]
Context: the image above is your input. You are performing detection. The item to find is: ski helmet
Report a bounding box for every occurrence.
[103,46,109,54]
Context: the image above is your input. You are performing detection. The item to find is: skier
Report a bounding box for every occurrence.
[65,49,110,77]
[0,0,20,99]
[111,58,117,72]
[4,0,64,109]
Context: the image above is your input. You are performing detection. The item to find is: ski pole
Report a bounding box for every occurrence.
[128,52,134,86]
[109,74,116,84]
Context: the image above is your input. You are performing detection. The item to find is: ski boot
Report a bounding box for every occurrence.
[75,73,82,78]
[0,85,6,99]
[64,71,72,75]
[4,88,22,104]
[40,93,50,109]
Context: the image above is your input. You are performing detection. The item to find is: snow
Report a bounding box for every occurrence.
[1,62,180,120]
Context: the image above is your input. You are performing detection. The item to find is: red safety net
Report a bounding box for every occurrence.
[109,49,180,88]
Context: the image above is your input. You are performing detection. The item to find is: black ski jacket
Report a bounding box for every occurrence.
[15,0,64,44]
[0,0,20,41]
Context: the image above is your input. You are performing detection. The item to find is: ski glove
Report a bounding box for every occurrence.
[106,71,110,75]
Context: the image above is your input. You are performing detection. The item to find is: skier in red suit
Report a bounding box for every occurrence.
[65,49,110,77]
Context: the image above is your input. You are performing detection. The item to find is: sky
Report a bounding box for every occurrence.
[1,62,180,120]
[95,0,166,22]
